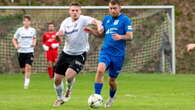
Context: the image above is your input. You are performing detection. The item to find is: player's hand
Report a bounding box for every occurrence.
[42,44,49,51]
[15,45,21,50]
[31,44,36,47]
[83,26,93,33]
[112,34,122,40]
[187,43,195,52]
[56,30,64,36]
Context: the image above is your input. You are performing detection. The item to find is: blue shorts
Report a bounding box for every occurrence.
[98,54,124,78]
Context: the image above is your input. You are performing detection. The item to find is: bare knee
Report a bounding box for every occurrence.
[54,74,64,86]
[96,63,106,76]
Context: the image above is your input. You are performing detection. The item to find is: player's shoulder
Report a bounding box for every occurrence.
[103,15,112,20]
[16,27,24,32]
[61,17,71,24]
[29,27,36,32]
[120,14,132,21]
[120,14,130,19]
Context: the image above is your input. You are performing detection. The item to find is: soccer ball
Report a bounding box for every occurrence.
[88,94,103,108]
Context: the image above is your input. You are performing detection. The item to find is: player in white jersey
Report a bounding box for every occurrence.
[52,3,102,107]
[12,16,37,89]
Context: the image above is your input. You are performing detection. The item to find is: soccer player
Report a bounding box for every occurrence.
[12,16,37,89]
[42,22,60,79]
[52,3,102,107]
[93,0,133,108]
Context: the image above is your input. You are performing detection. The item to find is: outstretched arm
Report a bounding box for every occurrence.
[84,26,104,38]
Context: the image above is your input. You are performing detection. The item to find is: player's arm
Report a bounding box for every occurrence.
[112,17,133,41]
[32,38,37,47]
[186,43,195,52]
[83,26,104,38]
[83,16,104,38]
[12,29,20,49]
[42,33,49,51]
[112,32,133,41]
[31,30,37,47]
[12,37,20,49]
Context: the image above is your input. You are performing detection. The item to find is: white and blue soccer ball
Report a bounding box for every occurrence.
[88,94,103,108]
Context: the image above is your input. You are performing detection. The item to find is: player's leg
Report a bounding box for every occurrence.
[23,53,34,89]
[64,68,77,102]
[24,64,31,89]
[17,53,25,74]
[53,52,68,107]
[21,68,25,74]
[64,52,87,101]
[94,54,110,95]
[48,61,54,79]
[105,56,124,108]
[47,50,54,79]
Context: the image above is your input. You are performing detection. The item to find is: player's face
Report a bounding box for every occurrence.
[48,24,55,32]
[69,6,81,21]
[23,18,31,27]
[109,3,121,17]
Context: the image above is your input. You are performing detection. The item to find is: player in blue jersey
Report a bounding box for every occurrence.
[92,0,133,108]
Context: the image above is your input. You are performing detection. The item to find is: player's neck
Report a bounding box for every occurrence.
[49,31,55,33]
[24,26,30,29]
[113,13,121,18]
[71,16,80,22]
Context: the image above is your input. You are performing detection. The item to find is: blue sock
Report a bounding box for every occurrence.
[94,83,103,95]
[110,89,116,98]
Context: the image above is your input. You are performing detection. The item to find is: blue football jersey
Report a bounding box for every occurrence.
[100,14,133,56]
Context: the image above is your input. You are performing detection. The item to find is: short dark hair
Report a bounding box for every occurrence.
[48,22,55,26]
[23,15,31,21]
[109,0,121,6]
[70,2,81,7]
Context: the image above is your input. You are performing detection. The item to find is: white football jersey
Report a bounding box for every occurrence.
[59,15,94,55]
[14,26,36,53]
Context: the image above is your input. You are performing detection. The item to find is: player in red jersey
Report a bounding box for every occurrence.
[42,22,61,79]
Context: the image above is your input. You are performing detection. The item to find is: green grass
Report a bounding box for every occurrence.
[0,73,195,110]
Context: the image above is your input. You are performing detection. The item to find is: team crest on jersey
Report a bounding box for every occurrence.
[113,20,119,25]
[106,20,110,24]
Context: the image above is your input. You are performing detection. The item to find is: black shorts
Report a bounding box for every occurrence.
[17,53,34,68]
[55,51,87,75]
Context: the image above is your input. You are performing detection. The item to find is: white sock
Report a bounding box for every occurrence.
[66,78,75,90]
[55,81,64,99]
[24,78,30,86]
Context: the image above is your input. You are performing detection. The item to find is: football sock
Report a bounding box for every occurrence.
[66,80,74,90]
[94,83,103,95]
[109,89,116,98]
[55,81,64,99]
[24,78,30,86]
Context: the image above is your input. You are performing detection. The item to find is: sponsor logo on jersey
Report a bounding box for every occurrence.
[64,29,79,35]
[113,20,119,25]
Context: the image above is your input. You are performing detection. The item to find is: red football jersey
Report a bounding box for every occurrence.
[42,32,60,50]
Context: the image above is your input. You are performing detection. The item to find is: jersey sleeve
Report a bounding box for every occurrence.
[13,28,20,39]
[84,16,95,25]
[101,16,107,33]
[124,17,133,32]
[59,20,66,32]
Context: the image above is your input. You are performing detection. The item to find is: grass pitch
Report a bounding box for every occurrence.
[0,73,195,110]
